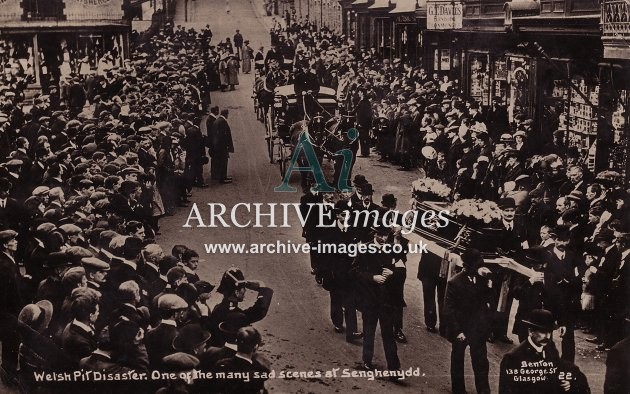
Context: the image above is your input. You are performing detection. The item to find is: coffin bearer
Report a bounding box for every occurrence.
[444,248,492,394]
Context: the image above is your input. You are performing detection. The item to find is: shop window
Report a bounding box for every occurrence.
[469,53,491,106]
[0,37,36,85]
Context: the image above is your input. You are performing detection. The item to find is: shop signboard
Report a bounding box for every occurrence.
[64,0,124,21]
[427,1,463,30]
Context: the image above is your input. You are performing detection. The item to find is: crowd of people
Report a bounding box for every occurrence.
[265,17,629,393]
[0,6,627,393]
[0,22,276,393]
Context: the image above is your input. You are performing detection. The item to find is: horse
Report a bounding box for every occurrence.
[288,113,357,192]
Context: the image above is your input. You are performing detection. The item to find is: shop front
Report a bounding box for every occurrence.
[367,0,394,58]
[0,0,130,93]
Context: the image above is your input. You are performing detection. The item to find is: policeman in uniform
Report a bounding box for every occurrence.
[210,267,274,347]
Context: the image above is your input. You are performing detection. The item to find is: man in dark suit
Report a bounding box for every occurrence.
[110,280,150,330]
[215,326,271,394]
[444,248,492,394]
[61,295,98,364]
[587,229,622,350]
[145,294,187,368]
[417,250,448,336]
[489,197,525,344]
[106,236,145,292]
[209,109,234,184]
[604,318,630,394]
[500,309,588,393]
[355,88,373,157]
[0,230,23,383]
[68,77,86,117]
[233,29,244,59]
[320,202,361,342]
[206,106,219,179]
[350,227,401,373]
[293,62,320,118]
[559,165,588,197]
[546,225,584,363]
[184,122,208,188]
[0,178,24,231]
[485,96,509,140]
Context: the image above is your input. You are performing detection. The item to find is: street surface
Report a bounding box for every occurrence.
[150,0,611,392]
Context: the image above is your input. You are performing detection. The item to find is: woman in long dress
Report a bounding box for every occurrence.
[242,41,253,74]
[226,55,240,90]
[218,52,229,91]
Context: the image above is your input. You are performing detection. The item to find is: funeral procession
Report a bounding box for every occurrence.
[0,0,628,393]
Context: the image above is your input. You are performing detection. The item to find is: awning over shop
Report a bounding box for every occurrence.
[389,0,424,13]
[369,0,394,9]
[351,0,371,5]
[504,0,540,26]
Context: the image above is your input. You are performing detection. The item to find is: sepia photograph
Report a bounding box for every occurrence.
[0,0,628,393]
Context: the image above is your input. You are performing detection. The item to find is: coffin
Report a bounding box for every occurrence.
[410,199,504,257]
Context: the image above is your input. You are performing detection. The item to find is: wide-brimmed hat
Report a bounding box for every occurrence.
[522,309,557,331]
[18,300,53,333]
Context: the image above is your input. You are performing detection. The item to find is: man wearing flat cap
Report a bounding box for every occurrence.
[82,257,110,292]
[444,248,492,394]
[145,294,188,368]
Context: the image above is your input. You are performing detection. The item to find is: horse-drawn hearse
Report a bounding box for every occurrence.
[268,85,338,177]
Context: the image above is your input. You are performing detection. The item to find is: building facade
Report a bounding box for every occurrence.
[340,0,629,179]
[0,0,131,93]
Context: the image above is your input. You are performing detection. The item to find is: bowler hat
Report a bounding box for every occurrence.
[551,225,571,241]
[218,311,250,337]
[381,193,397,208]
[352,174,368,187]
[461,248,483,269]
[522,309,557,331]
[498,197,516,210]
[0,177,12,192]
[519,246,549,267]
[358,183,374,196]
[172,323,211,352]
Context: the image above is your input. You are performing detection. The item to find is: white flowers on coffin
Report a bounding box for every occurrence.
[411,177,451,199]
[449,199,502,224]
